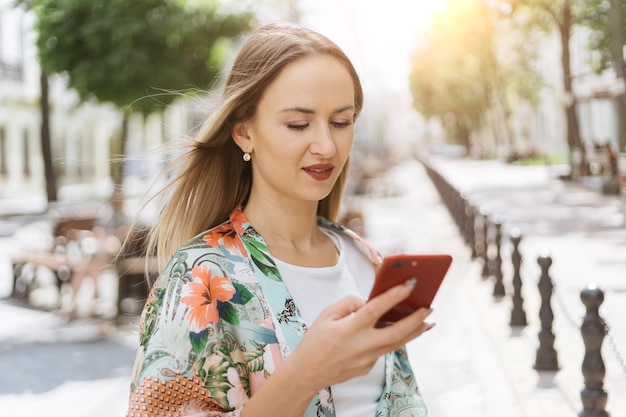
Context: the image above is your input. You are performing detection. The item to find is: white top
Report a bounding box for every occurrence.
[275,229,385,417]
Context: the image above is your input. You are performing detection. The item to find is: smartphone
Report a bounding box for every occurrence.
[368,253,452,326]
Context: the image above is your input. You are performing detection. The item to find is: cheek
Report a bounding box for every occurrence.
[337,131,354,156]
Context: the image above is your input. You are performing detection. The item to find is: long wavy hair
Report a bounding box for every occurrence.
[148,22,364,268]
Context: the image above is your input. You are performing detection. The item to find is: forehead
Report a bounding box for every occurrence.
[259,54,355,109]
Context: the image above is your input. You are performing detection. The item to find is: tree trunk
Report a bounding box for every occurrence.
[40,71,57,203]
[609,0,626,153]
[457,118,472,152]
[110,113,129,191]
[559,4,586,173]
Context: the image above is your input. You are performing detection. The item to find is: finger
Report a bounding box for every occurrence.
[317,295,365,321]
[357,284,415,326]
[379,308,434,345]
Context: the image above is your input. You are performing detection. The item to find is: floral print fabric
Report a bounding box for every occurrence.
[127,208,427,417]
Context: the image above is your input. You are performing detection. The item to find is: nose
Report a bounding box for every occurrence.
[309,125,336,157]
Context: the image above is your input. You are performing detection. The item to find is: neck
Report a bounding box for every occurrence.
[244,199,320,248]
[243,193,340,267]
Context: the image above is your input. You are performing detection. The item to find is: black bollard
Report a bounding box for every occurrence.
[473,207,485,263]
[509,228,527,327]
[465,200,477,257]
[480,205,491,278]
[457,191,468,234]
[533,254,559,371]
[579,283,609,417]
[492,215,505,297]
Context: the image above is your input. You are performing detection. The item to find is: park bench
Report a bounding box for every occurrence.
[115,226,158,318]
[10,216,157,319]
[10,216,97,300]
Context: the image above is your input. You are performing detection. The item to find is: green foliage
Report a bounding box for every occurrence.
[494,9,547,107]
[579,0,626,73]
[513,0,618,75]
[513,153,569,165]
[409,0,544,146]
[410,0,495,131]
[28,0,253,114]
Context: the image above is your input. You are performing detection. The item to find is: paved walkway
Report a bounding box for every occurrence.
[358,159,525,417]
[407,155,626,417]
[1,156,624,416]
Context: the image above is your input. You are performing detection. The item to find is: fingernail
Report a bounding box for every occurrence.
[405,278,417,287]
[422,308,433,319]
[397,283,413,293]
[425,323,436,332]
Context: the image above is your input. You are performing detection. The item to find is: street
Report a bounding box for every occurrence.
[0,156,625,417]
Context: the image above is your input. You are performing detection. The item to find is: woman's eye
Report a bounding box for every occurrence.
[331,121,353,129]
[287,123,308,131]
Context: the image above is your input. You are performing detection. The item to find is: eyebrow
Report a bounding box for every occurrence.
[279,105,355,115]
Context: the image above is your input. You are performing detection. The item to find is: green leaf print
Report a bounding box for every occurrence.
[234,361,251,394]
[218,301,240,325]
[190,329,209,354]
[245,346,266,373]
[139,288,164,348]
[243,238,281,281]
[201,353,231,409]
[197,357,207,379]
[231,282,253,305]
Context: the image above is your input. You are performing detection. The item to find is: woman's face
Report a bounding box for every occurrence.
[238,54,356,208]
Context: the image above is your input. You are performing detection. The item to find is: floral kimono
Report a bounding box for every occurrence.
[127,208,427,417]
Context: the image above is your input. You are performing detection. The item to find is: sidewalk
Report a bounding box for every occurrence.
[0,239,138,416]
[0,299,138,417]
[358,159,525,417]
[1,156,624,416]
[407,155,626,417]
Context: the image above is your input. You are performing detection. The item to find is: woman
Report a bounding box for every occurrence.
[127,22,434,417]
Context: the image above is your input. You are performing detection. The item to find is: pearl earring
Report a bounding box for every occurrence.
[243,152,251,162]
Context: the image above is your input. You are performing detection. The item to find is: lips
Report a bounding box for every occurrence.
[303,164,334,181]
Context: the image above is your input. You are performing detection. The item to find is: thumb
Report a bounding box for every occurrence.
[317,295,365,321]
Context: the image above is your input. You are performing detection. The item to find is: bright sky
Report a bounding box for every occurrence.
[2,0,445,100]
[297,0,446,96]
[292,0,449,149]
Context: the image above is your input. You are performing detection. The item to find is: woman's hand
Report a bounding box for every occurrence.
[287,283,434,392]
[240,283,432,417]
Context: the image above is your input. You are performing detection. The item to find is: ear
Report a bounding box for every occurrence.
[232,122,253,153]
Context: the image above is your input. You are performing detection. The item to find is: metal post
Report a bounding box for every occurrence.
[579,283,609,417]
[473,206,485,263]
[480,205,491,278]
[464,199,476,256]
[509,228,527,327]
[534,254,559,371]
[492,215,505,297]
[457,191,468,234]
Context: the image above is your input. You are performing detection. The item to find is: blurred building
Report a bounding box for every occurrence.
[0,1,193,207]
[571,27,622,151]
[0,0,297,207]
[0,1,41,192]
[474,22,623,162]
[2,0,621,199]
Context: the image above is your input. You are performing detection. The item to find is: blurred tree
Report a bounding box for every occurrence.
[581,0,616,72]
[18,0,253,202]
[580,0,626,152]
[506,0,586,170]
[410,0,495,151]
[409,0,543,156]
[39,71,55,201]
[485,5,546,156]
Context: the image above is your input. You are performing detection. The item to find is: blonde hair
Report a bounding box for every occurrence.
[149,22,364,268]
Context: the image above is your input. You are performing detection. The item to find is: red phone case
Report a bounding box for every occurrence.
[368,253,452,325]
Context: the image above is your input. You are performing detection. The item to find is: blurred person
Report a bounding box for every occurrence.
[60,226,121,319]
[126,22,434,417]
[97,188,129,234]
[61,190,126,319]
